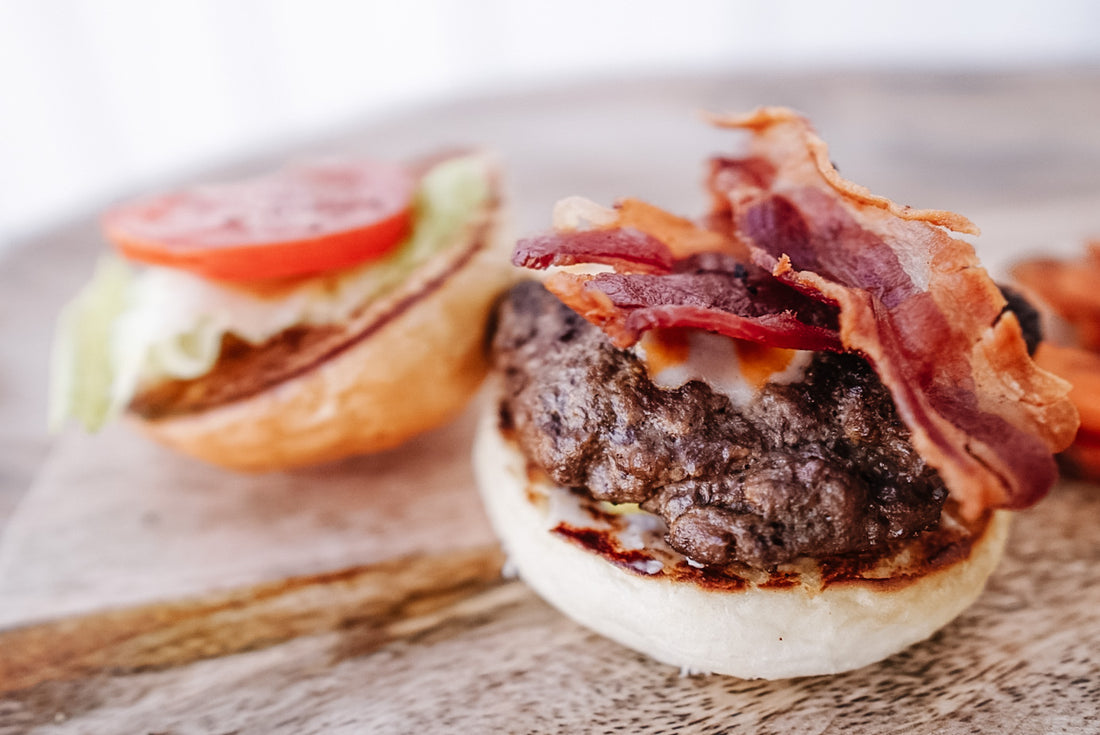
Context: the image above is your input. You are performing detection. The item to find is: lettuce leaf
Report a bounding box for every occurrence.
[50,154,492,431]
[49,256,134,431]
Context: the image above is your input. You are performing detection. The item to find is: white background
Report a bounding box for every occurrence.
[2,0,1099,249]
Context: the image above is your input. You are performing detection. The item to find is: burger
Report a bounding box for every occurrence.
[474,108,1078,678]
[51,152,514,471]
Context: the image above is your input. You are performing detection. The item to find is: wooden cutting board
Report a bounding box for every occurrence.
[2,70,1099,734]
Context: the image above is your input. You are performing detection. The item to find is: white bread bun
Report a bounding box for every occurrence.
[473,380,1011,679]
[136,196,514,472]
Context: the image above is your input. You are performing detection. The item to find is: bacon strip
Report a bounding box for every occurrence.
[511,228,842,352]
[579,266,840,351]
[708,107,1078,517]
[513,228,674,274]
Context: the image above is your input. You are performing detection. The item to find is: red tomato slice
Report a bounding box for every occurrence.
[103,159,416,282]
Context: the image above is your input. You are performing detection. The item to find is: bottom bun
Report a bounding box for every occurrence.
[137,211,514,472]
[473,383,1011,679]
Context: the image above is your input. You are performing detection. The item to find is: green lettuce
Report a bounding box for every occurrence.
[49,257,134,431]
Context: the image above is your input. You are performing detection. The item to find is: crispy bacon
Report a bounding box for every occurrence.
[708,107,1077,517]
[511,107,1077,518]
[511,230,842,351]
[513,228,674,274]
[565,261,841,351]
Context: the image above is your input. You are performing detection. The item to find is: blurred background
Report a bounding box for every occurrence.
[2,0,1099,250]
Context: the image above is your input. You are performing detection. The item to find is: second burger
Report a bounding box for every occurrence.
[51,151,515,471]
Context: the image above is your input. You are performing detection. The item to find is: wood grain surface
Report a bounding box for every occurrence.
[1,481,1097,734]
[1,70,1099,733]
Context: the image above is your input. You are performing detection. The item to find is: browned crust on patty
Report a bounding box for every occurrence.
[521,458,993,595]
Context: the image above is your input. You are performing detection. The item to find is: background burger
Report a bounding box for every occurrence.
[51,152,514,471]
[474,108,1078,679]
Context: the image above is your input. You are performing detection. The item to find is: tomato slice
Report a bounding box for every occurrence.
[103,159,416,282]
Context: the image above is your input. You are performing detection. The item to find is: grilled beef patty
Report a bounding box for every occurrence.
[491,281,950,569]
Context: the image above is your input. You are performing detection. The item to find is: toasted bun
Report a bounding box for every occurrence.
[136,197,514,472]
[473,381,1011,679]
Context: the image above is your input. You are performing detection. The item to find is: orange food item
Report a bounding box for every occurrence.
[1035,343,1100,479]
[103,159,415,282]
[1014,242,1100,480]
[731,341,797,389]
[636,329,691,374]
[1013,242,1100,351]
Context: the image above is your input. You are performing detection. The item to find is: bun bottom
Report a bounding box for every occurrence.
[473,384,1010,679]
[137,211,514,472]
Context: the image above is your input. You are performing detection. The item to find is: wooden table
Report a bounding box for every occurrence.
[1,70,1098,733]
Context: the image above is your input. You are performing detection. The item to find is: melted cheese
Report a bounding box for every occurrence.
[634,329,813,406]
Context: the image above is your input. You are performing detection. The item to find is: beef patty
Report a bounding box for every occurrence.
[491,281,950,569]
